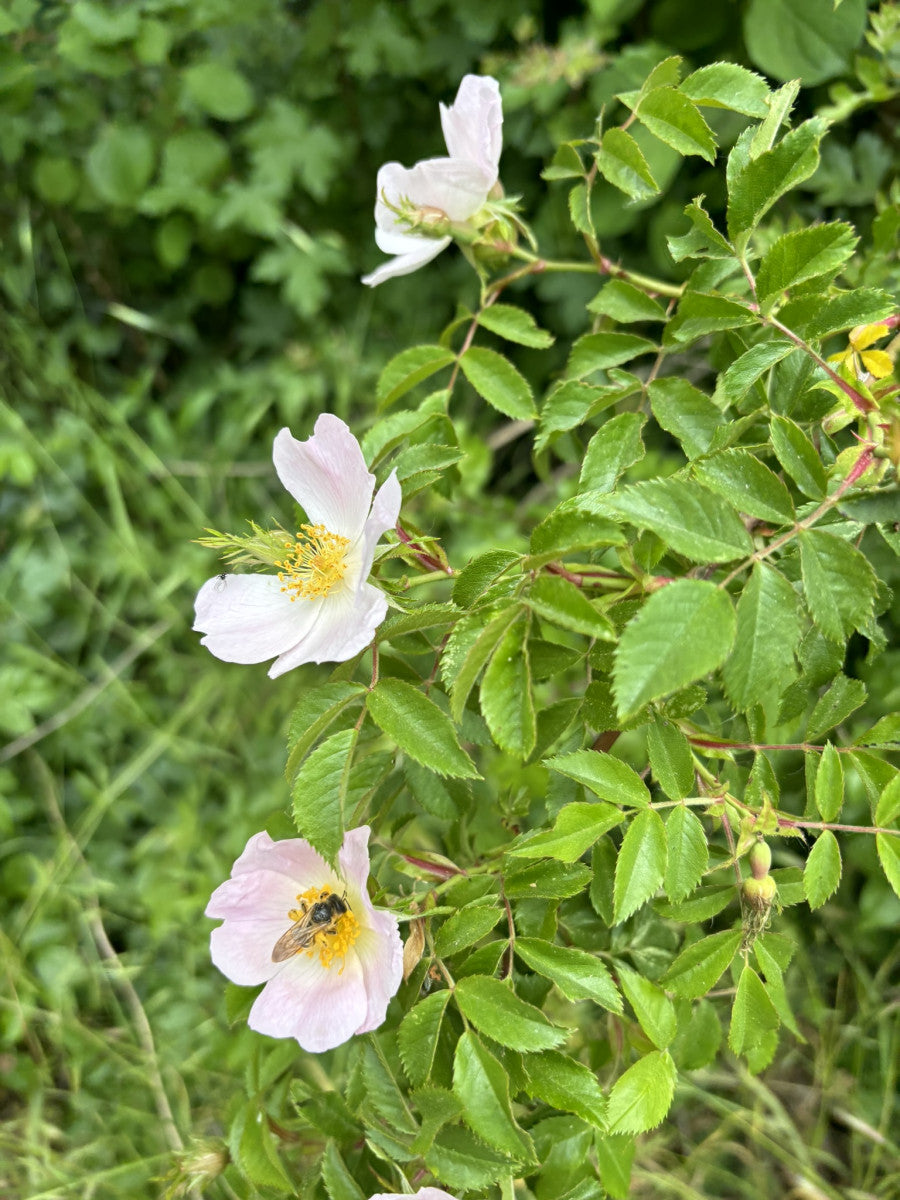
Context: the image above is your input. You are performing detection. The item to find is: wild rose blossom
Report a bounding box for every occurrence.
[362,75,503,287]
[194,415,400,677]
[370,1191,455,1200]
[206,826,403,1052]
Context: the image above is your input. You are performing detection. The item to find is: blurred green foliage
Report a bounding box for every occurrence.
[1,0,898,1198]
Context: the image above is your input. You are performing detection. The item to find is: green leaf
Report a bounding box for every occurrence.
[426,1126,521,1190]
[692,448,795,524]
[668,196,734,261]
[814,742,844,822]
[569,181,595,237]
[478,303,554,348]
[614,809,667,923]
[460,346,536,419]
[744,0,868,86]
[567,333,657,379]
[367,678,479,779]
[454,976,566,1051]
[448,605,521,722]
[655,884,734,923]
[661,929,742,999]
[754,939,802,1039]
[603,478,753,562]
[713,340,796,409]
[756,223,858,306]
[769,415,827,499]
[480,612,536,758]
[529,496,626,561]
[635,87,716,162]
[454,1032,535,1160]
[524,1051,608,1129]
[527,575,615,641]
[722,565,803,711]
[290,727,356,863]
[509,802,624,863]
[663,806,709,903]
[579,413,646,493]
[648,378,723,458]
[617,964,677,1049]
[86,123,155,206]
[614,581,737,719]
[876,834,900,900]
[320,1142,365,1200]
[183,62,255,121]
[504,860,591,900]
[727,118,827,242]
[664,292,756,346]
[680,63,770,117]
[729,965,780,1057]
[435,902,503,957]
[594,128,659,200]
[376,345,454,409]
[399,992,451,1089]
[777,289,895,341]
[362,1042,418,1133]
[875,775,900,827]
[588,280,667,323]
[230,1100,294,1192]
[544,749,651,808]
[860,716,900,752]
[452,550,520,608]
[804,829,842,909]
[799,530,877,643]
[286,683,366,782]
[648,718,695,801]
[606,1050,677,1133]
[515,938,622,1012]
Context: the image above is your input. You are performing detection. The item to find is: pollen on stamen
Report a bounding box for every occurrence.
[275,524,351,601]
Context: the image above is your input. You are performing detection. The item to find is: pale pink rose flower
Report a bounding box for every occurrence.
[362,75,503,287]
[194,414,400,678]
[206,826,403,1053]
[370,1191,456,1200]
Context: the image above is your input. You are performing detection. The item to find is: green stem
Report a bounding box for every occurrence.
[503,246,684,297]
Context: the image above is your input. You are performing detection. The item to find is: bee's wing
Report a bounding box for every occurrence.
[271,916,320,962]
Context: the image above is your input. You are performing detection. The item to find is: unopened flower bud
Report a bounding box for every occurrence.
[742,873,777,912]
[748,839,772,880]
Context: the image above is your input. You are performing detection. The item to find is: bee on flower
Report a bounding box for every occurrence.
[206,827,403,1052]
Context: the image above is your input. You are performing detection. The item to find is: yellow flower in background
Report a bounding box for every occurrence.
[829,322,895,380]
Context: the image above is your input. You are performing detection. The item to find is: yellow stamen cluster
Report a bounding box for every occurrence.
[276,524,350,600]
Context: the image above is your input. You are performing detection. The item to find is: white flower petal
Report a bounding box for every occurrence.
[268,583,387,677]
[336,826,374,894]
[194,574,310,664]
[362,239,449,287]
[209,917,288,986]
[248,951,368,1051]
[440,74,503,178]
[371,1190,457,1200]
[272,415,375,541]
[375,157,493,224]
[356,471,401,589]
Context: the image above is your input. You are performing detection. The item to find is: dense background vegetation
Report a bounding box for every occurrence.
[1,1,898,1197]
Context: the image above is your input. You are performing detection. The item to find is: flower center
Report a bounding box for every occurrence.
[286,885,360,972]
[276,524,350,600]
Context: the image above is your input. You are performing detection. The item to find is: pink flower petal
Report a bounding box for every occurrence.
[441,75,503,178]
[229,831,334,885]
[194,574,311,664]
[268,582,387,677]
[209,917,288,986]
[272,416,375,542]
[248,950,368,1051]
[354,908,403,1034]
[206,868,300,922]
